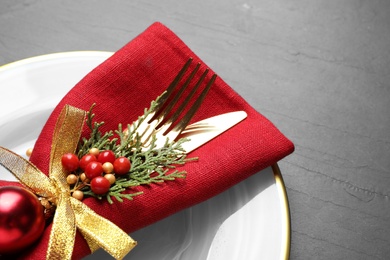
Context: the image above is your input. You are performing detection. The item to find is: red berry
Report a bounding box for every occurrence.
[61,153,79,172]
[84,161,103,179]
[98,150,116,164]
[90,176,111,195]
[79,154,97,170]
[113,157,131,175]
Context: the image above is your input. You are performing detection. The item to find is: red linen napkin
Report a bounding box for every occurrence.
[0,22,294,259]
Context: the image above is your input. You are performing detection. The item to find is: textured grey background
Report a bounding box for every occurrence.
[1,1,390,259]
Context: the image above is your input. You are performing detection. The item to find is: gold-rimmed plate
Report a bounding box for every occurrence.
[0,52,290,260]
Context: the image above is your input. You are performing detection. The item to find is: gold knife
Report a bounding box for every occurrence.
[179,111,247,153]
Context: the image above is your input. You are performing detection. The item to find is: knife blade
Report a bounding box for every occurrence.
[178,111,247,153]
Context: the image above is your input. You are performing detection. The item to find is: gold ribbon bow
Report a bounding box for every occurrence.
[0,105,136,259]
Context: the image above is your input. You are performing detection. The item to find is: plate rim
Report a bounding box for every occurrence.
[0,52,291,259]
[0,51,113,72]
[272,163,291,260]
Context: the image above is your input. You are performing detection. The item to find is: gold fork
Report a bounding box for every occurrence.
[129,58,217,150]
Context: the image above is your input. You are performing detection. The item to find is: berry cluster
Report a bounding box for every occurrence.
[61,148,131,200]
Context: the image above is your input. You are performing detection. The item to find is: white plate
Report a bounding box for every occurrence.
[0,52,290,260]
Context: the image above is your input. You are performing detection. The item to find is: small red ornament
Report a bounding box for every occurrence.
[0,186,45,254]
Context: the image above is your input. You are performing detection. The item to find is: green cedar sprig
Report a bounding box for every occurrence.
[76,96,196,204]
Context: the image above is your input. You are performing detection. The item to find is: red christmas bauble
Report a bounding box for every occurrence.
[0,186,45,254]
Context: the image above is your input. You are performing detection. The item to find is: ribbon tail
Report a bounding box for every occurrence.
[70,197,137,259]
[46,193,77,260]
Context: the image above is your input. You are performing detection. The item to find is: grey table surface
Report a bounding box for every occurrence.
[1,1,389,259]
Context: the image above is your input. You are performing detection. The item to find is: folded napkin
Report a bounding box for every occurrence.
[0,22,294,259]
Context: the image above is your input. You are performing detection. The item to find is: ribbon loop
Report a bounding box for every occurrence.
[0,105,136,259]
[0,147,56,198]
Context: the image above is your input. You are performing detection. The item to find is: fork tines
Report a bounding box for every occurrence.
[151,58,217,136]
